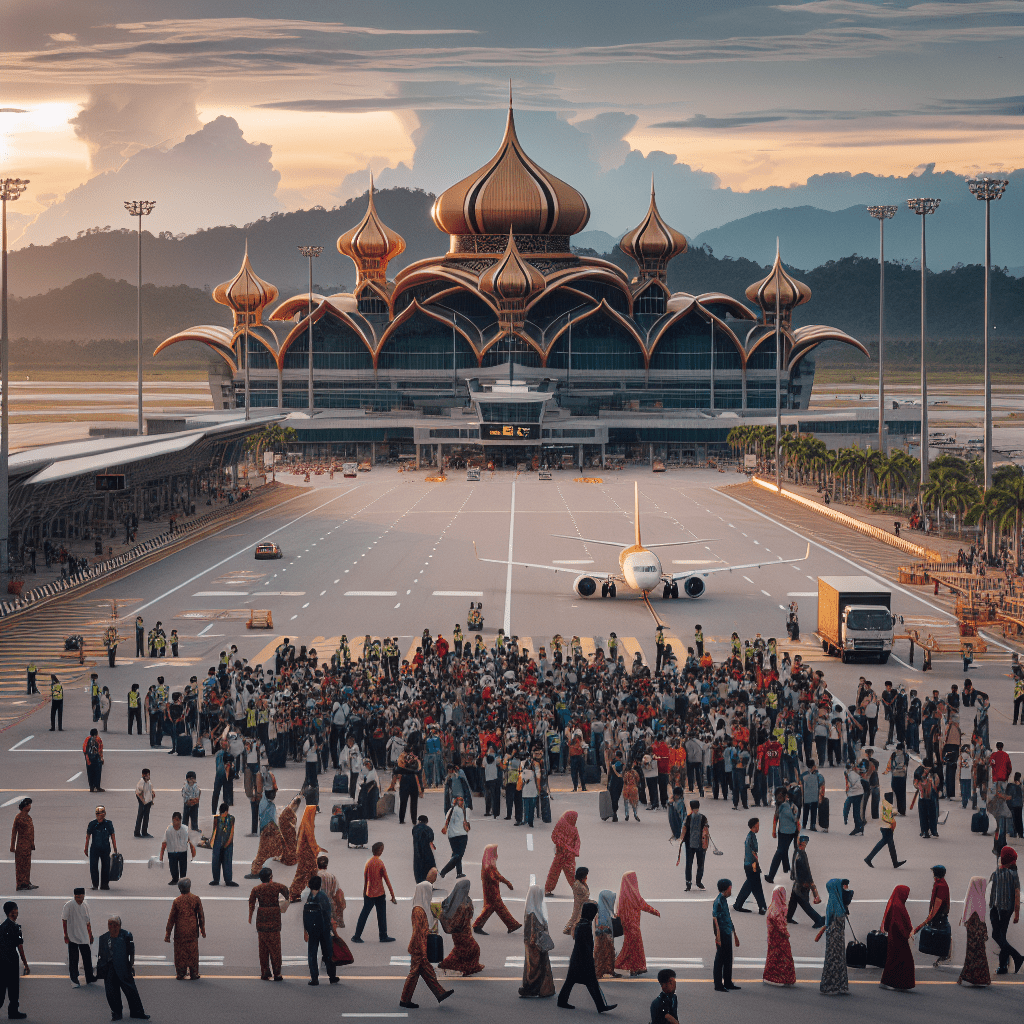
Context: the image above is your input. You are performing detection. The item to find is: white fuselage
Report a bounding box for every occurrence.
[618,547,663,593]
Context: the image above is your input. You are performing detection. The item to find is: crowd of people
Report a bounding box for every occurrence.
[5,618,1024,1019]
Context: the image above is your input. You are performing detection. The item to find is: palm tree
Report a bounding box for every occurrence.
[922,467,961,533]
[246,423,297,481]
[989,473,1024,566]
[946,479,981,536]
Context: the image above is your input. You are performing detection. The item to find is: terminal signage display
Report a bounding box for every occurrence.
[482,424,540,440]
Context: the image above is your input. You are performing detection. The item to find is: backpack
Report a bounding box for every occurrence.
[86,737,99,761]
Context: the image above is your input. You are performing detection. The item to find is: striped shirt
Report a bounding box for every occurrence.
[989,867,1019,912]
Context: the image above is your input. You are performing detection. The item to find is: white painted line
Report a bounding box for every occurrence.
[529,873,536,888]
[67,772,82,782]
[742,576,754,584]
[320,590,326,596]
[302,602,309,609]
[198,624,213,636]
[761,589,771,597]
[787,592,818,597]
[130,487,359,615]
[344,591,397,597]
[192,591,248,597]
[432,591,484,597]
[8,736,33,751]
[1,795,28,807]
[504,480,516,636]
[552,560,594,565]
[526,833,534,851]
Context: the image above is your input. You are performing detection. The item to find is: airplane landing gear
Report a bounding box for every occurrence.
[601,582,616,598]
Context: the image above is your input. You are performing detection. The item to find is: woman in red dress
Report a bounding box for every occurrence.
[545,811,580,896]
[879,885,915,990]
[763,885,796,986]
[614,871,660,977]
[439,878,483,976]
[288,804,324,900]
[472,844,521,934]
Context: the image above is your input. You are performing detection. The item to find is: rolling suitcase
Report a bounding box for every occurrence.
[268,740,287,769]
[599,790,614,821]
[866,929,888,968]
[846,919,867,969]
[330,813,346,834]
[332,771,349,794]
[176,734,193,757]
[343,804,362,823]
[818,795,829,832]
[584,749,603,785]
[971,810,990,834]
[108,852,124,883]
[347,819,368,849]
[540,791,551,824]
[191,745,206,758]
[918,924,950,958]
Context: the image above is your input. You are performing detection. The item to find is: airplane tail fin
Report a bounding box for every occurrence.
[634,481,642,548]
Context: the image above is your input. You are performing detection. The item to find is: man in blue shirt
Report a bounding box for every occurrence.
[649,968,678,1024]
[732,818,766,914]
[712,878,740,992]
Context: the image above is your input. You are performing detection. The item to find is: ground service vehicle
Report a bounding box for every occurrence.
[254,542,283,560]
[817,575,894,663]
[467,467,481,481]
[342,463,357,478]
[652,458,666,472]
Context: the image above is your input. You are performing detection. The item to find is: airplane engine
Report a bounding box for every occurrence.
[573,575,599,598]
[682,576,706,599]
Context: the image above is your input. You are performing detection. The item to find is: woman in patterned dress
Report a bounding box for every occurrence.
[563,867,590,935]
[288,804,325,901]
[275,796,301,867]
[519,885,555,998]
[763,885,796,986]
[594,889,620,979]
[957,876,992,987]
[545,811,581,895]
[614,871,660,977]
[164,878,205,979]
[438,878,483,976]
[472,844,521,934]
[246,866,289,981]
[400,881,454,1008]
[622,765,640,821]
[815,878,850,995]
[10,799,36,891]
[879,885,915,990]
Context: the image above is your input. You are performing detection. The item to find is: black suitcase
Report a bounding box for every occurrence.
[330,813,346,834]
[818,795,829,832]
[599,790,613,821]
[540,791,551,824]
[918,924,950,958]
[347,819,368,849]
[332,771,349,795]
[176,734,193,757]
[108,852,124,882]
[866,929,888,968]
[343,804,362,823]
[584,749,602,785]
[192,745,206,758]
[268,741,287,769]
[971,810,990,834]
[303,783,320,807]
[846,939,867,969]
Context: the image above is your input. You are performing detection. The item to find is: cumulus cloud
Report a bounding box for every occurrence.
[70,84,203,171]
[19,116,281,246]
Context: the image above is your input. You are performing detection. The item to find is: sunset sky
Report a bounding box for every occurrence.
[2,0,1021,247]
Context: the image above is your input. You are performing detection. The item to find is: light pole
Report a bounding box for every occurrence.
[297,246,323,413]
[774,241,782,490]
[966,177,1009,492]
[907,197,940,489]
[124,200,155,435]
[1,178,29,573]
[867,205,897,456]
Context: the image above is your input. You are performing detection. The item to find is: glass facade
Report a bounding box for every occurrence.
[377,313,477,371]
[479,402,543,423]
[650,316,711,371]
[547,312,645,371]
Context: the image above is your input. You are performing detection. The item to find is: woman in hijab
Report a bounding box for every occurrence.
[276,795,301,867]
[563,866,590,936]
[763,885,796,986]
[358,760,380,820]
[438,878,483,976]
[411,816,436,884]
[400,880,454,1008]
[558,901,617,1011]
[10,799,36,891]
[957,876,991,987]
[594,889,620,979]
[879,885,914,990]
[912,864,951,968]
[518,885,555,998]
[614,871,661,977]
[815,878,850,996]
[473,844,521,935]
[622,762,640,821]
[288,804,325,901]
[545,811,581,896]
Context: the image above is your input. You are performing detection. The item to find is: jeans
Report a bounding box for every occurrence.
[961,778,972,807]
[354,894,389,939]
[182,803,199,832]
[731,770,747,808]
[211,842,233,884]
[990,907,1022,971]
[440,834,468,877]
[425,753,444,788]
[168,851,187,882]
[733,865,765,911]
[843,794,864,831]
[866,828,899,867]
[522,796,537,826]
[212,773,233,814]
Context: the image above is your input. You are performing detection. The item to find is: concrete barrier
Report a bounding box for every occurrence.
[751,477,944,561]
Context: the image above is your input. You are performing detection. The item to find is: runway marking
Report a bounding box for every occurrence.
[198,624,213,636]
[761,589,771,597]
[67,772,81,782]
[504,480,516,636]
[432,591,484,597]
[9,736,33,751]
[787,592,818,597]
[192,591,248,597]
[742,576,754,583]
[1,795,28,807]
[526,833,533,851]
[529,873,536,887]
[344,592,397,597]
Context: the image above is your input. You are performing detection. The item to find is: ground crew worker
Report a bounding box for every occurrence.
[49,674,64,731]
[153,632,166,658]
[388,639,400,680]
[452,625,463,659]
[26,663,39,696]
[90,673,100,721]
[655,626,666,673]
[608,633,618,664]
[135,617,145,657]
[475,635,486,659]
[104,627,118,668]
[731,632,741,658]
[169,630,179,657]
[694,625,704,659]
[148,685,164,748]
[218,651,229,682]
[571,635,583,667]
[128,684,143,735]
[147,629,157,658]
[246,701,257,738]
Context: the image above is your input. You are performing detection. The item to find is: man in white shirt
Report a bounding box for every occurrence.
[134,768,155,838]
[160,811,196,884]
[62,887,95,987]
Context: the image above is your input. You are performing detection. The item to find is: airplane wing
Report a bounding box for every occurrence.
[665,543,810,582]
[550,534,715,549]
[474,543,618,580]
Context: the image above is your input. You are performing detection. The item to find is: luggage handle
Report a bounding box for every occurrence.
[846,915,858,944]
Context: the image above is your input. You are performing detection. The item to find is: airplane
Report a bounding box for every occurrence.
[474,481,810,623]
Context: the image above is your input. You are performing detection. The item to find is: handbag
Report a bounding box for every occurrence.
[331,935,354,966]
[612,916,624,939]
[537,930,555,952]
[426,933,444,963]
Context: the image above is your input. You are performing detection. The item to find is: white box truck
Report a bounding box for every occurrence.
[817,576,895,663]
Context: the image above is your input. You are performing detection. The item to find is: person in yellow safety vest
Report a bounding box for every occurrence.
[731,633,741,657]
[90,673,101,721]
[496,629,506,653]
[148,628,157,657]
[474,636,486,658]
[127,683,143,736]
[607,633,618,663]
[694,625,704,659]
[153,633,166,658]
[551,635,563,664]
[571,635,583,664]
[49,674,64,731]
[104,627,119,668]
[452,625,463,659]
[246,701,257,735]
[26,662,39,696]
[744,642,754,670]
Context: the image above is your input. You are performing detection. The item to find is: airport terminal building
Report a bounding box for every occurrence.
[159,106,917,466]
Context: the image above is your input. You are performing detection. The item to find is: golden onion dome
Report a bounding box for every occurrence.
[478,229,546,303]
[745,243,811,313]
[431,106,590,237]
[213,245,278,313]
[337,178,406,276]
[619,182,687,273]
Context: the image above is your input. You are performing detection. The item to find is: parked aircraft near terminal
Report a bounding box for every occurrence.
[475,482,809,622]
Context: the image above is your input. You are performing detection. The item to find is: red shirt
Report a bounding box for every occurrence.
[763,741,782,768]
[653,741,671,774]
[990,749,1011,782]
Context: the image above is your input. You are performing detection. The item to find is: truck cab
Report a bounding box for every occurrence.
[817,575,895,663]
[839,604,895,663]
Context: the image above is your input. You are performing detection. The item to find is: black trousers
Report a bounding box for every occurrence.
[51,699,64,730]
[684,845,706,886]
[167,851,187,882]
[182,803,198,832]
[990,907,1022,971]
[686,763,704,795]
[505,783,522,821]
[485,779,501,816]
[1,963,20,1015]
[353,894,388,940]
[558,972,610,1010]
[399,784,419,824]
[87,761,103,791]
[713,938,734,988]
[787,884,824,927]
[69,942,95,983]
[134,799,152,836]
[128,707,142,734]
[149,713,163,747]
[90,847,111,888]
[104,970,146,1019]
[136,634,145,657]
[440,834,468,877]
[892,776,907,815]
[866,827,899,867]
[765,832,796,881]
[307,929,337,982]
[733,865,765,911]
